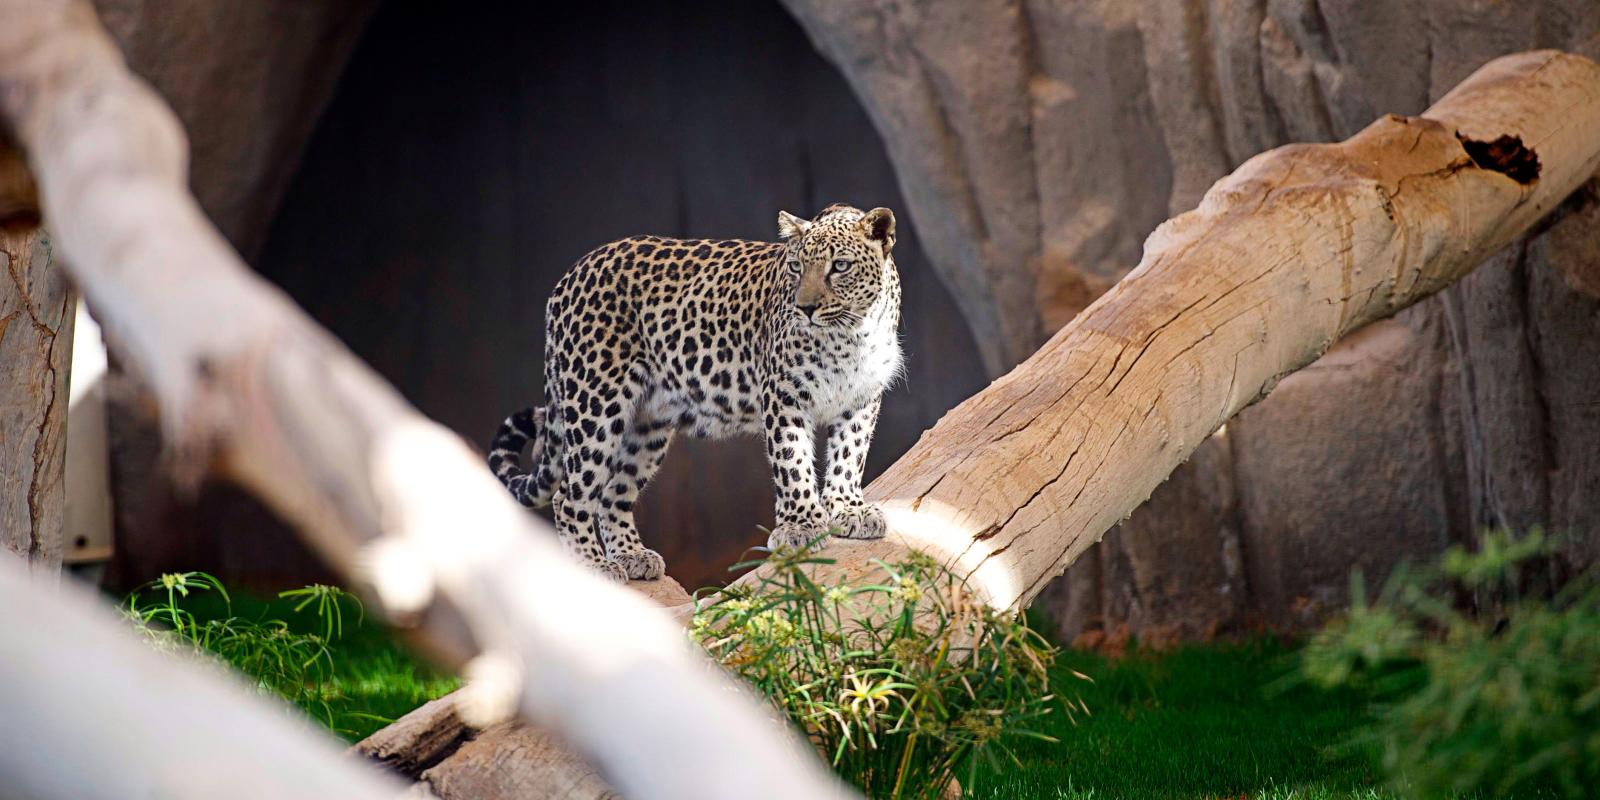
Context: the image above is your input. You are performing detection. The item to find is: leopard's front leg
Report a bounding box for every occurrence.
[762,387,831,551]
[822,395,887,540]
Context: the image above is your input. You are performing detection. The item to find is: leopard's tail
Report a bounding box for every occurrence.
[489,405,559,508]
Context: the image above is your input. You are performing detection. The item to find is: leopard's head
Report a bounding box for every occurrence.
[777,203,896,328]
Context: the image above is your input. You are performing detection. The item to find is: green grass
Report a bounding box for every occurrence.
[316,617,458,741]
[966,640,1390,800]
[144,584,1395,795]
[172,590,458,742]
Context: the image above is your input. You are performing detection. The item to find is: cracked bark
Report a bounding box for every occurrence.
[0,218,73,572]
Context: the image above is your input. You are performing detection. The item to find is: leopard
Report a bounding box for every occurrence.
[488,203,903,581]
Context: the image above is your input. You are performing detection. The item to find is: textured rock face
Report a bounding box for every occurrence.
[785,0,1600,640]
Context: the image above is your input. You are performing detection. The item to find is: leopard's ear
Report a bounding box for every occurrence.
[860,207,896,250]
[777,210,811,241]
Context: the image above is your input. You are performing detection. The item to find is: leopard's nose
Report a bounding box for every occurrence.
[797,303,819,319]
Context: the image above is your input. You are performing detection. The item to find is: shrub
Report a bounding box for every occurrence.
[1303,530,1600,799]
[691,546,1069,800]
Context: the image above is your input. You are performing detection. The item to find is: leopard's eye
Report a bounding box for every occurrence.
[830,259,852,275]
[787,260,802,273]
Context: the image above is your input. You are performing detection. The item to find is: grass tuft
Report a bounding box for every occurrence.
[123,576,456,741]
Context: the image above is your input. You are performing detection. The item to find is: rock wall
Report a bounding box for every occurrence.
[784,0,1600,642]
[92,0,377,260]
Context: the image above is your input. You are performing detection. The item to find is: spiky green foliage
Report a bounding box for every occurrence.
[124,572,352,724]
[692,546,1066,800]
[1304,529,1600,799]
[121,572,457,740]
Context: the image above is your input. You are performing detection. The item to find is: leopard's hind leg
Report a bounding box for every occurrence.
[553,356,666,581]
[544,343,625,580]
[599,404,674,580]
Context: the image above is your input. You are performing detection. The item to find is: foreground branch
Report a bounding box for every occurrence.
[716,50,1600,611]
[0,3,852,798]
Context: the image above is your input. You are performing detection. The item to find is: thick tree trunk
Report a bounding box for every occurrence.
[0,218,73,571]
[0,3,852,800]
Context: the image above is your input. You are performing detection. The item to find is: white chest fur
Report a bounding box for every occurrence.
[801,306,902,423]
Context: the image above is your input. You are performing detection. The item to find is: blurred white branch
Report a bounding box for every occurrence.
[0,2,854,798]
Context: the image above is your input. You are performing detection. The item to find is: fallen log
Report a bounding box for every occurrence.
[0,2,851,799]
[704,49,1600,612]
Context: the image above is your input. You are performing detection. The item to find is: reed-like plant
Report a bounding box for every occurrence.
[124,572,362,727]
[692,544,1068,799]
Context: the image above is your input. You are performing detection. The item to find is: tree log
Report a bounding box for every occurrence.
[0,3,851,799]
[0,217,73,571]
[703,49,1600,612]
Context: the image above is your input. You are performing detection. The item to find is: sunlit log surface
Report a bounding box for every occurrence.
[0,2,854,799]
[708,49,1600,613]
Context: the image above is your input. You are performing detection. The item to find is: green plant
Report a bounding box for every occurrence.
[1303,529,1600,799]
[279,583,364,641]
[124,573,360,727]
[692,545,1068,799]
[125,570,230,642]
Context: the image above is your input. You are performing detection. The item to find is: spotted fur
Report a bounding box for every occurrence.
[489,204,903,581]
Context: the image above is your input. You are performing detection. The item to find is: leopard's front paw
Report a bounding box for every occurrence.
[767,520,831,552]
[594,559,628,583]
[609,548,666,581]
[829,501,887,540]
